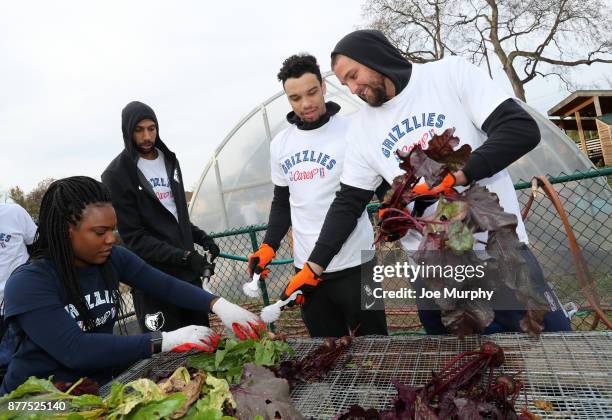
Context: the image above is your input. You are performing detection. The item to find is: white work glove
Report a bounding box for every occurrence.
[161,325,220,353]
[211,298,266,340]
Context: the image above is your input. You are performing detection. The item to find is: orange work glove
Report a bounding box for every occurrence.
[412,173,456,197]
[248,243,275,279]
[281,263,322,305]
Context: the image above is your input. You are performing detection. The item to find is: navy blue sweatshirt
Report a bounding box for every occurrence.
[0,245,217,394]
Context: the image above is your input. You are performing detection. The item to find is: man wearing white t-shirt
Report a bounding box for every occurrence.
[248,54,388,337]
[0,203,37,371]
[288,30,570,334]
[102,102,221,333]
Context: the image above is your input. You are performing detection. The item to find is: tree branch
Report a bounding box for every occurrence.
[509,50,612,66]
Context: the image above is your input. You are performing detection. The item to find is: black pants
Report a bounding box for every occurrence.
[300,259,388,338]
[415,245,571,334]
[131,286,210,333]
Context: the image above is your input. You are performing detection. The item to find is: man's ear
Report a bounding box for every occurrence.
[321,80,327,96]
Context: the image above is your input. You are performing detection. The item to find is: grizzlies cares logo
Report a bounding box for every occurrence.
[380,112,446,158]
[289,167,327,182]
[281,149,337,174]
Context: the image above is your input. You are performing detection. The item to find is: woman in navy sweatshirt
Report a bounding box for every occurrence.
[0,176,264,394]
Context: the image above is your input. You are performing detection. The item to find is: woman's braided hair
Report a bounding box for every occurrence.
[31,176,126,331]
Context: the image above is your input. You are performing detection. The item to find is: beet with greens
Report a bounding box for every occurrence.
[376,128,549,337]
[335,342,538,420]
[275,335,353,387]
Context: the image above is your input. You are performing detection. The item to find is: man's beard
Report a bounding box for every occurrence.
[358,74,388,107]
[360,84,387,107]
[136,141,155,156]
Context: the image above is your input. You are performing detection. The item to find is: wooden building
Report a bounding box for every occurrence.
[548,90,612,165]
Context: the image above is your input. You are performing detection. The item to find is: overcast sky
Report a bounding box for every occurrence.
[1,0,610,197]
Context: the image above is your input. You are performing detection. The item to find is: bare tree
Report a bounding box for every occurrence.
[9,178,55,222]
[362,0,612,101]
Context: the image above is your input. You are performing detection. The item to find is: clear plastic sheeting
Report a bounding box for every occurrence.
[509,101,595,182]
[190,73,596,234]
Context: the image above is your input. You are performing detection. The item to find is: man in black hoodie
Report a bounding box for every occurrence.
[284,30,571,334]
[250,54,388,337]
[102,101,220,333]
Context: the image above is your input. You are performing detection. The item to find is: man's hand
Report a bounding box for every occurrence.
[211,298,266,340]
[185,251,207,273]
[247,243,275,279]
[161,325,220,353]
[281,263,322,305]
[201,238,220,260]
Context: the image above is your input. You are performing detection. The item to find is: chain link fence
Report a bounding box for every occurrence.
[119,168,612,336]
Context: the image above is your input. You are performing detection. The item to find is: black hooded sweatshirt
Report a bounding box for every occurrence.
[101,101,213,284]
[308,30,540,268]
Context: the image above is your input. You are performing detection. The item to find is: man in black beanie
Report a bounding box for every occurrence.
[284,30,571,335]
[102,101,220,333]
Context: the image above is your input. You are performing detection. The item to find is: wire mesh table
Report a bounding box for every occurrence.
[103,332,612,419]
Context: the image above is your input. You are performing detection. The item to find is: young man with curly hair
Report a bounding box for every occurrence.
[248,54,388,337]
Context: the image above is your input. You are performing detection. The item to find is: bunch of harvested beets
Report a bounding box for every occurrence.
[376,128,549,337]
[336,341,538,420]
[275,335,353,388]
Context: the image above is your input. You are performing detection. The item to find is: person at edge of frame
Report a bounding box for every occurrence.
[0,203,37,383]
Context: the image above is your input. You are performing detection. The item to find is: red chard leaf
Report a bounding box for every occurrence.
[423,128,472,171]
[401,146,448,188]
[461,185,518,233]
[441,300,495,338]
[232,363,304,419]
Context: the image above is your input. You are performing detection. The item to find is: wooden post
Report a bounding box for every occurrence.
[594,96,612,165]
[594,96,602,116]
[575,111,588,155]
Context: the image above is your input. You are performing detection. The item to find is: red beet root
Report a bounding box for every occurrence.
[481,341,505,367]
[496,374,517,394]
[338,336,352,347]
[322,338,337,350]
[276,335,354,387]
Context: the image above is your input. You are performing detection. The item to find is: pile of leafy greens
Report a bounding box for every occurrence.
[0,336,296,419]
[186,337,293,385]
[0,373,227,419]
[377,128,548,337]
